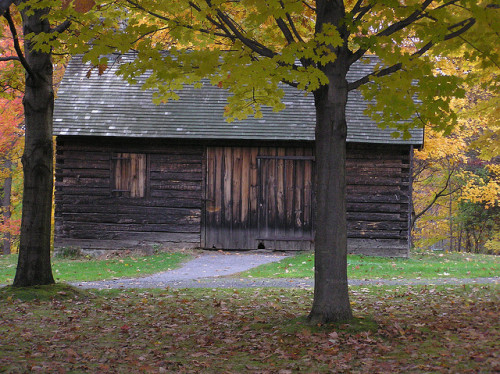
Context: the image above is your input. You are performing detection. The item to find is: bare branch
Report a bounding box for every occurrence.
[350,0,365,15]
[302,0,315,12]
[3,8,35,78]
[213,7,276,58]
[349,0,373,23]
[50,19,71,34]
[0,56,19,62]
[276,0,304,43]
[412,170,461,230]
[354,5,373,23]
[275,16,295,44]
[377,0,434,38]
[285,13,304,43]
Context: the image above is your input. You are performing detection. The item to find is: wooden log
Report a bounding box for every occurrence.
[151,162,202,173]
[149,171,202,181]
[149,180,202,191]
[62,222,201,234]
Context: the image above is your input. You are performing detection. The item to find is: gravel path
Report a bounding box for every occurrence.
[72,251,288,289]
[71,251,500,290]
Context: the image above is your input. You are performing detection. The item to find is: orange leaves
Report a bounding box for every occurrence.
[0,97,23,155]
[62,0,95,13]
[0,218,20,237]
[1,287,498,372]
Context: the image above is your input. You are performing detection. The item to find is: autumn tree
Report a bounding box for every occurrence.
[0,96,23,255]
[0,14,23,255]
[413,74,499,254]
[0,0,92,285]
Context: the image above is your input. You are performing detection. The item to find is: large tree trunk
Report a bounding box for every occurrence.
[1,158,12,255]
[13,4,55,286]
[308,64,352,324]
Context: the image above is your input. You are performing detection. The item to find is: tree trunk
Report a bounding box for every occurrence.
[13,3,55,286]
[1,158,13,255]
[308,65,352,324]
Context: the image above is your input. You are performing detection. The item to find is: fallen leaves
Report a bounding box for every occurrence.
[0,285,498,373]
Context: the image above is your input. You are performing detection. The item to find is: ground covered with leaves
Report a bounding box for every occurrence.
[0,284,498,373]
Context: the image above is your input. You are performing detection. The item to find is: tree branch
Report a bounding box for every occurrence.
[275,16,295,44]
[0,0,14,17]
[212,7,276,58]
[377,0,434,38]
[412,170,461,230]
[349,0,434,64]
[125,0,234,40]
[3,8,34,78]
[458,35,500,69]
[348,17,477,91]
[302,0,315,12]
[50,19,72,34]
[276,0,304,43]
[0,56,19,62]
[350,0,365,15]
[285,12,304,43]
[349,0,373,23]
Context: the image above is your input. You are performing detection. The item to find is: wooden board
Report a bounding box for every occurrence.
[55,137,412,256]
[204,146,314,250]
[55,137,203,250]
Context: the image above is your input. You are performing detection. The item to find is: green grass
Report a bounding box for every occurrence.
[0,284,498,373]
[0,251,191,284]
[240,251,500,279]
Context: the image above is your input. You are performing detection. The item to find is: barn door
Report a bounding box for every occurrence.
[204,146,314,250]
[204,147,258,249]
[257,155,314,250]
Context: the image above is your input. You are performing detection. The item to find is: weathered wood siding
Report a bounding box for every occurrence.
[346,144,411,257]
[54,137,411,256]
[55,137,203,250]
[203,144,411,255]
[204,146,314,251]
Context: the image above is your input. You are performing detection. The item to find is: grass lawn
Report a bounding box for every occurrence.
[0,251,191,284]
[0,284,498,373]
[240,251,500,280]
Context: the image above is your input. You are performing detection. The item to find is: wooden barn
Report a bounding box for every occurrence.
[53,54,423,257]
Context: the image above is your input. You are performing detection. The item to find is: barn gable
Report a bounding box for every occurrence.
[53,54,423,257]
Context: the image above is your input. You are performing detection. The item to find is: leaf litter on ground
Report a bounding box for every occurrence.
[0,283,498,373]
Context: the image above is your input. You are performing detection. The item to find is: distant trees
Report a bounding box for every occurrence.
[0,16,23,255]
[412,84,499,254]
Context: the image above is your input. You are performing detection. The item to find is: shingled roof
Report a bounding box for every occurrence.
[54,53,423,145]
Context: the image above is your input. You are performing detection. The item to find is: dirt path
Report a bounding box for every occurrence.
[71,251,499,289]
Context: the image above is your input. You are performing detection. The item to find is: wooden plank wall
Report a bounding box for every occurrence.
[204,143,411,255]
[346,143,411,256]
[54,137,411,256]
[54,137,203,251]
[204,146,314,251]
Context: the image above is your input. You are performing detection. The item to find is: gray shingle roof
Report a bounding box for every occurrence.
[53,53,423,145]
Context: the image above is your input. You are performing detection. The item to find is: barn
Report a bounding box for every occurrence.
[53,53,423,257]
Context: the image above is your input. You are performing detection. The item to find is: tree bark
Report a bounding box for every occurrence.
[13,3,55,286]
[308,61,352,324]
[1,158,12,255]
